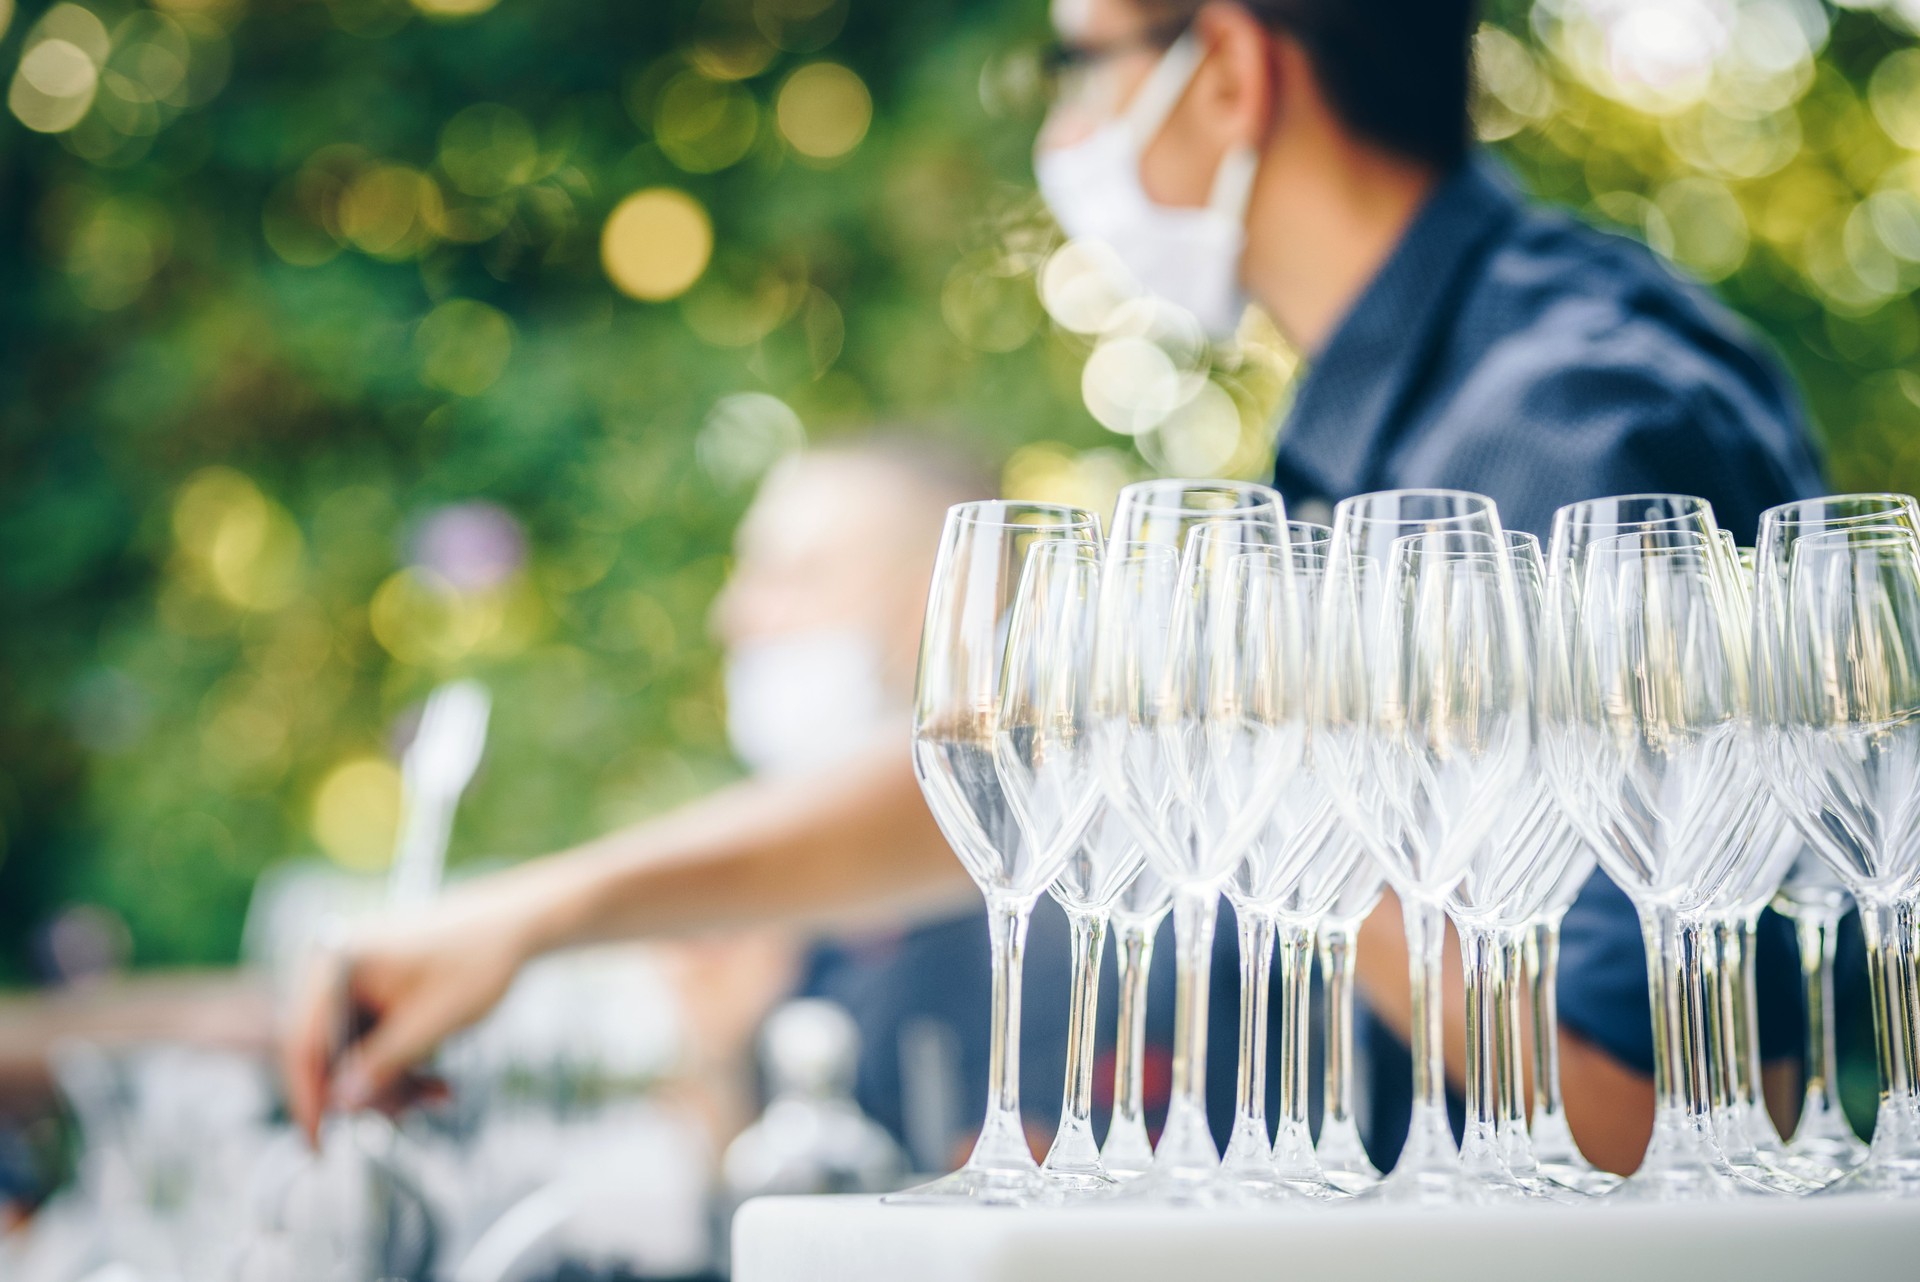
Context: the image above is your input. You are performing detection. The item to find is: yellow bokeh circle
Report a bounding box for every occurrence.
[776,62,871,160]
[311,756,402,870]
[601,188,713,301]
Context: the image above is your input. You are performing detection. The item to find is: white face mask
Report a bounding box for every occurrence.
[1035,33,1259,338]
[724,630,895,775]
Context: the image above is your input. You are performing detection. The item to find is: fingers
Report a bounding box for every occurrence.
[281,951,350,1147]
[331,982,459,1114]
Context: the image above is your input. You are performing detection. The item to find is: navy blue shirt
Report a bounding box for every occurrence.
[1271,154,1825,1162]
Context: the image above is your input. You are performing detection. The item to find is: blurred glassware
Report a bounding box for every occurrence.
[723,1000,906,1201]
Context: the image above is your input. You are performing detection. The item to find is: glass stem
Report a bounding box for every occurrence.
[1042,907,1108,1178]
[1458,924,1504,1175]
[1156,883,1221,1175]
[1859,898,1920,1152]
[969,895,1037,1172]
[1319,921,1362,1130]
[1792,908,1846,1136]
[1677,917,1716,1131]
[1525,917,1581,1166]
[1272,919,1318,1176]
[1401,896,1457,1168]
[1636,903,1695,1162]
[1736,912,1781,1145]
[1707,919,1741,1134]
[1495,928,1536,1175]
[1102,911,1163,1177]
[1221,907,1275,1175]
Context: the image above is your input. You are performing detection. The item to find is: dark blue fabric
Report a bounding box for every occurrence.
[1272,152,1825,1164]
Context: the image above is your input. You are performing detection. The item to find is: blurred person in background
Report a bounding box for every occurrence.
[290,0,1828,1177]
[289,434,1111,1166]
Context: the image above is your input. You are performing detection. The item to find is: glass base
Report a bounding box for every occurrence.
[1110,1165,1251,1209]
[1101,1124,1156,1184]
[882,1163,1051,1207]
[1360,1163,1521,1207]
[1321,1165,1381,1195]
[1786,1133,1865,1180]
[1816,1156,1920,1198]
[1535,1160,1623,1196]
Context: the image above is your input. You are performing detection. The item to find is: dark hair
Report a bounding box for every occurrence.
[1147,0,1477,170]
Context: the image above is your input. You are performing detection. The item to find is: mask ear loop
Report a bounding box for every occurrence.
[1123,32,1261,226]
[1120,31,1206,152]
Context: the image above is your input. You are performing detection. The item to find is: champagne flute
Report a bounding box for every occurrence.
[1098,512,1301,1203]
[1097,478,1286,1189]
[1216,521,1347,1201]
[890,504,1102,1205]
[1317,491,1529,1203]
[1770,520,1920,1197]
[1552,525,1763,1200]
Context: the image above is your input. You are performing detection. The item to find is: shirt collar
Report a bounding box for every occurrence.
[1272,153,1521,499]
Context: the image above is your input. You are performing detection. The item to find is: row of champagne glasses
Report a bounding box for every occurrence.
[896,482,1915,1208]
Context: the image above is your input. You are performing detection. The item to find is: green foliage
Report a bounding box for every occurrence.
[3,0,1920,992]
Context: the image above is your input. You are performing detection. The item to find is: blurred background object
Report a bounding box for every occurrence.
[3,0,1918,1256]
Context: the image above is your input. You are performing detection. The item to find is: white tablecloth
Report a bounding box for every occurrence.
[732,1192,1920,1282]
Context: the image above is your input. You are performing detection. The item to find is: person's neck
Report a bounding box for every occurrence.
[1240,141,1443,355]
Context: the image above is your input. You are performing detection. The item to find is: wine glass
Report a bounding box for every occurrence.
[1098,512,1302,1203]
[1036,552,1164,1195]
[1314,860,1386,1193]
[1317,491,1530,1203]
[891,504,1103,1205]
[1216,521,1350,1201]
[1097,478,1286,1188]
[1550,523,1764,1201]
[1441,530,1587,1201]
[1769,519,1920,1197]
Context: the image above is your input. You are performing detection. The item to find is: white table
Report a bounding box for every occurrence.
[733,1193,1920,1282]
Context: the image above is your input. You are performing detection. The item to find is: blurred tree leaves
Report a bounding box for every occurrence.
[4,0,1920,984]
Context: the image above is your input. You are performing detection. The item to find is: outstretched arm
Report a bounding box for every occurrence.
[282,742,968,1141]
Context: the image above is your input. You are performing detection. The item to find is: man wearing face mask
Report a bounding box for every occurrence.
[289,0,1824,1178]
[1032,0,1822,1173]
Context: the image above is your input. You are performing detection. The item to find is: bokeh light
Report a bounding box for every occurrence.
[411,0,501,20]
[171,468,306,612]
[9,4,108,134]
[775,61,871,159]
[601,187,713,301]
[438,103,539,196]
[416,298,514,396]
[656,70,761,172]
[697,391,805,488]
[311,756,402,870]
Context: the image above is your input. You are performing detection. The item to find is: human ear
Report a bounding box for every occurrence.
[1191,2,1277,151]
